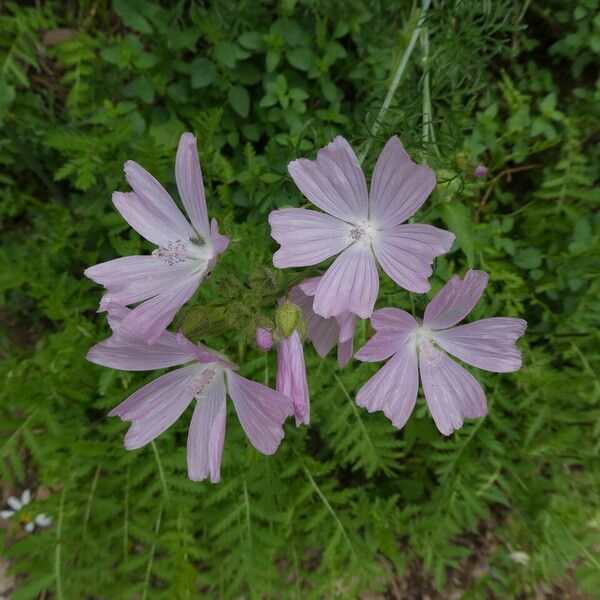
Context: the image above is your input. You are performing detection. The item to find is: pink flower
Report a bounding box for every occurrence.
[269,136,455,319]
[276,330,310,426]
[473,164,488,177]
[354,270,526,435]
[85,133,229,344]
[255,327,274,352]
[87,305,293,483]
[289,277,356,367]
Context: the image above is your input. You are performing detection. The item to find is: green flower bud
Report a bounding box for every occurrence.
[275,300,303,338]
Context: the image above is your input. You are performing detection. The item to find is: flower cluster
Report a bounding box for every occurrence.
[86,132,526,483]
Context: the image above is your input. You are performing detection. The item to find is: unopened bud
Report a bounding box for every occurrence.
[255,327,274,352]
[473,164,488,177]
[275,300,302,338]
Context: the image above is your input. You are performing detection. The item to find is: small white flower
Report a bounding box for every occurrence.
[509,550,530,565]
[1,489,52,533]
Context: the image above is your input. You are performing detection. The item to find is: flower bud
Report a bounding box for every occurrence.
[255,327,274,352]
[473,164,488,177]
[275,300,302,338]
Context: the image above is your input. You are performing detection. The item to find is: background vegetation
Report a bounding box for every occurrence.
[0,1,598,598]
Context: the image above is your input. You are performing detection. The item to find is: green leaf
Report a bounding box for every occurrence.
[438,200,475,267]
[287,47,313,71]
[190,58,217,89]
[113,0,154,34]
[228,85,250,117]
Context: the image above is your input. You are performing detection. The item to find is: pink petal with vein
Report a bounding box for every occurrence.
[368,136,436,227]
[433,317,527,372]
[187,373,227,483]
[313,245,378,319]
[288,136,369,222]
[226,371,292,454]
[175,132,211,238]
[373,224,455,293]
[269,208,352,268]
[419,342,487,436]
[424,270,489,330]
[356,342,419,429]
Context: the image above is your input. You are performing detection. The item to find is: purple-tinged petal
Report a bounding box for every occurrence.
[175,132,211,239]
[255,327,274,352]
[356,343,419,429]
[313,245,379,319]
[419,342,487,436]
[226,371,293,455]
[175,332,238,370]
[187,373,227,483]
[354,308,417,363]
[276,331,310,426]
[368,136,436,228]
[123,160,194,240]
[113,191,192,248]
[424,270,489,330]
[335,313,356,367]
[120,274,202,344]
[85,255,199,309]
[109,364,200,449]
[290,279,338,357]
[337,337,354,367]
[372,224,455,293]
[87,325,193,372]
[269,208,352,268]
[288,136,369,223]
[210,218,229,255]
[433,317,527,373]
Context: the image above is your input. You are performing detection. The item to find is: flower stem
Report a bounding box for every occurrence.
[358,0,432,164]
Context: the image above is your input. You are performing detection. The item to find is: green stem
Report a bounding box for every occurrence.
[358,0,432,164]
[303,465,357,560]
[54,488,66,600]
[151,440,169,501]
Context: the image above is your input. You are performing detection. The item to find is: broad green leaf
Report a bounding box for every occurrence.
[438,200,475,267]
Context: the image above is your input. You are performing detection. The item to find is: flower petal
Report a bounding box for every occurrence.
[356,343,419,429]
[354,308,417,363]
[313,245,379,319]
[368,136,436,227]
[289,280,338,358]
[187,373,227,483]
[276,331,310,426]
[21,490,31,505]
[25,522,35,533]
[226,371,293,455]
[34,514,52,527]
[113,191,192,248]
[337,337,354,368]
[109,363,199,449]
[87,308,194,371]
[419,342,487,435]
[85,255,199,309]
[424,270,489,330]
[209,218,229,256]
[7,497,22,511]
[123,160,194,240]
[373,225,455,293]
[433,317,527,373]
[175,132,211,239]
[288,136,369,223]
[269,208,352,268]
[0,511,15,519]
[119,274,202,344]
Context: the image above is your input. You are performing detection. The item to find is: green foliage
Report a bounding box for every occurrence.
[0,1,598,599]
